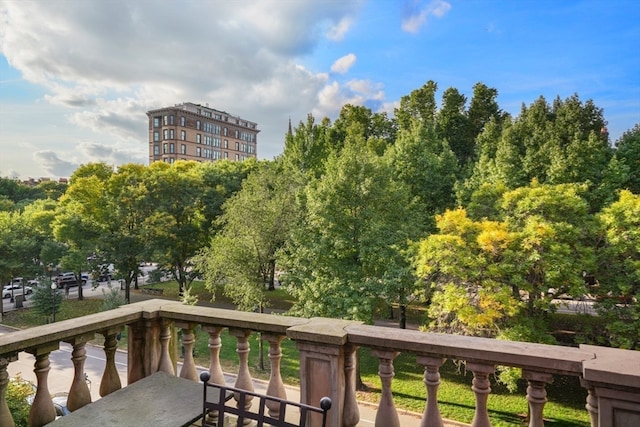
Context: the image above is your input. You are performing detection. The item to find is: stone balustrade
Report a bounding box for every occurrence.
[0,299,638,427]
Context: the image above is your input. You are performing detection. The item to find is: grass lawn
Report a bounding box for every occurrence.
[1,281,590,426]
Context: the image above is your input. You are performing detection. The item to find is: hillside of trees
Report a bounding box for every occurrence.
[2,80,638,349]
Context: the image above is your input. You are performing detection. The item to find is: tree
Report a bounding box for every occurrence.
[594,190,640,349]
[32,283,63,323]
[200,161,300,310]
[389,118,459,232]
[437,87,472,169]
[98,163,151,303]
[145,161,208,295]
[614,123,640,194]
[395,80,438,131]
[415,181,596,341]
[53,164,113,300]
[281,130,420,327]
[282,114,333,178]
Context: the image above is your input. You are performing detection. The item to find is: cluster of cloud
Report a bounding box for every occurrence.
[402,0,451,33]
[1,0,451,178]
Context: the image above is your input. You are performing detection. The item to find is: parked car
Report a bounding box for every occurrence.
[52,393,70,418]
[3,283,34,299]
[55,273,87,288]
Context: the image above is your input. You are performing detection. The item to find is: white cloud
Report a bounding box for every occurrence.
[401,0,451,34]
[0,0,381,177]
[331,54,357,74]
[327,17,353,41]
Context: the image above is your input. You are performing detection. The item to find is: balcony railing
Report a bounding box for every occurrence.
[0,299,638,427]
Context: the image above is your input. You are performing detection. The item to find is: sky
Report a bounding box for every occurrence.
[0,0,639,180]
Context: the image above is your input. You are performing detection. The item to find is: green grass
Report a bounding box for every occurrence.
[2,284,590,426]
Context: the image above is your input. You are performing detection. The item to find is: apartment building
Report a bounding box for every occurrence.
[147,103,258,164]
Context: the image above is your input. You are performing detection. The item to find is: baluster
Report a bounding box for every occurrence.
[230,328,254,425]
[203,326,225,427]
[523,371,552,427]
[0,354,18,427]
[581,379,599,427]
[65,334,94,412]
[203,326,225,385]
[176,322,198,381]
[468,362,495,427]
[371,349,401,427]
[158,319,174,375]
[343,344,360,427]
[28,345,58,427]
[417,356,445,427]
[99,327,123,396]
[263,333,287,418]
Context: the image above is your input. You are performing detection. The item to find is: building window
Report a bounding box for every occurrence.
[196,147,201,157]
[169,115,174,125]
[224,139,228,149]
[163,129,168,140]
[181,144,186,154]
[213,137,220,147]
[154,117,161,127]
[235,142,239,150]
[163,143,168,154]
[169,129,174,139]
[181,130,186,141]
[196,120,201,130]
[235,154,239,161]
[196,134,201,144]
[154,145,160,155]
[224,151,228,158]
[224,127,228,136]
[180,116,185,126]
[154,131,160,142]
[169,143,175,153]
[235,130,239,138]
[163,115,168,126]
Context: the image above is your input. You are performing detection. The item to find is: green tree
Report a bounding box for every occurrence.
[53,164,113,300]
[595,190,640,349]
[436,87,472,170]
[32,283,63,323]
[98,163,150,302]
[395,80,438,131]
[389,118,458,232]
[145,161,208,295]
[282,114,333,178]
[614,123,640,194]
[281,132,420,326]
[200,161,300,311]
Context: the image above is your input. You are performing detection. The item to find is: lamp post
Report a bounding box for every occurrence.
[51,282,58,322]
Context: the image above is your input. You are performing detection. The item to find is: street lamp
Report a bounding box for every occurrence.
[51,282,58,322]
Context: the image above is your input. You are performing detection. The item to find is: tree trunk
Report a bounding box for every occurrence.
[77,273,84,301]
[268,260,276,291]
[399,304,406,329]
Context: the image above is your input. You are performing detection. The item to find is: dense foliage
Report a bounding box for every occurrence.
[1,81,638,349]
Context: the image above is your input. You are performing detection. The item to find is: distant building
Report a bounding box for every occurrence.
[146,103,258,165]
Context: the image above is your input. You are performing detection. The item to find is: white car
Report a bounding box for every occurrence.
[3,283,34,299]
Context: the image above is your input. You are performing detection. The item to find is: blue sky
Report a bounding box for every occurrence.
[1,0,639,179]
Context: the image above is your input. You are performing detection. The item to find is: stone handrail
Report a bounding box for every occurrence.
[0,299,638,427]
